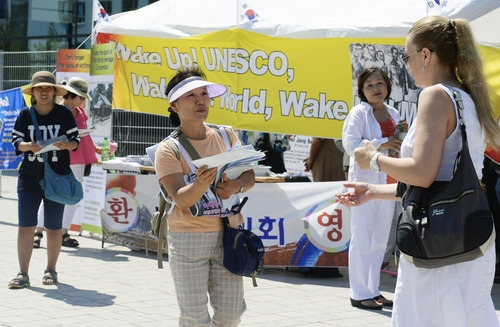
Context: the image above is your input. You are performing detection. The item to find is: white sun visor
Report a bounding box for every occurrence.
[167,76,227,103]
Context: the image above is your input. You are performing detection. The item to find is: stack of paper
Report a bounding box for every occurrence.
[190,145,266,216]
[34,135,69,154]
[191,145,265,182]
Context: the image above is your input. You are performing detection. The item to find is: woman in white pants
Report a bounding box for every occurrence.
[337,16,500,326]
[342,66,405,310]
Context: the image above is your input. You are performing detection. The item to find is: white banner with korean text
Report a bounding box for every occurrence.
[94,174,351,267]
[242,181,350,267]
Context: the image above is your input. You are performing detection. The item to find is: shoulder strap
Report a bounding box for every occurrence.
[442,84,468,148]
[171,124,232,162]
[29,106,49,163]
[29,106,41,139]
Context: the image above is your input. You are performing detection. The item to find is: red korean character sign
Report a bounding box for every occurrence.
[303,198,352,252]
[101,187,140,232]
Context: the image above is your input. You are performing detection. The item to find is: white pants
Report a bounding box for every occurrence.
[38,164,85,230]
[349,199,395,300]
[392,247,499,327]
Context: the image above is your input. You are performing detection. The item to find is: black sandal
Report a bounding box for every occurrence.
[33,232,43,249]
[8,272,30,289]
[350,298,383,310]
[62,233,79,247]
[42,269,58,285]
[374,295,393,307]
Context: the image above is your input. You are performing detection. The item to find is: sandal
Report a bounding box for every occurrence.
[62,233,79,247]
[42,269,58,285]
[374,294,393,307]
[34,232,43,249]
[8,272,30,289]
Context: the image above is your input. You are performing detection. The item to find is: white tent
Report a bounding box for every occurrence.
[93,0,500,137]
[95,0,500,44]
[470,7,500,46]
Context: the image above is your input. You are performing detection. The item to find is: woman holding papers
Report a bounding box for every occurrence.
[34,77,98,248]
[154,66,255,326]
[9,71,79,288]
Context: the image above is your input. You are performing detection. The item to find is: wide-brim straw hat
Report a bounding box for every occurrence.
[62,77,92,101]
[22,71,67,96]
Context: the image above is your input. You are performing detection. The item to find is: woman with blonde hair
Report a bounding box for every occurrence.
[336,16,500,326]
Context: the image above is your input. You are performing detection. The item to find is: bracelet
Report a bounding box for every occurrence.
[236,179,244,193]
[369,152,382,172]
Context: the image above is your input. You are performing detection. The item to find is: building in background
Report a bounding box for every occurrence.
[0,0,158,52]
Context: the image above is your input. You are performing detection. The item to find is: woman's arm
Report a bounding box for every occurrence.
[215,169,256,200]
[336,182,399,207]
[16,141,41,153]
[160,164,218,209]
[353,86,455,188]
[303,137,323,171]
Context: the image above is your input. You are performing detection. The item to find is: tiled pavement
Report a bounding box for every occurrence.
[1,196,499,327]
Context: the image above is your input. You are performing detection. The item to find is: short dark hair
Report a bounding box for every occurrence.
[63,92,78,100]
[357,66,392,103]
[164,66,206,127]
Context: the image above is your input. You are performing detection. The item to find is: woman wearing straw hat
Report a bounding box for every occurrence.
[34,77,98,248]
[9,71,80,288]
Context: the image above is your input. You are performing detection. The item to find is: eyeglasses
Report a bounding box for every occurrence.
[399,50,422,66]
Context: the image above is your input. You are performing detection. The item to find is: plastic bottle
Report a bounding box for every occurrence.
[101,137,110,162]
[389,124,406,158]
[397,123,407,141]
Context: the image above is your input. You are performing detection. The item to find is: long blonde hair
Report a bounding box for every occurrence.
[409,15,500,145]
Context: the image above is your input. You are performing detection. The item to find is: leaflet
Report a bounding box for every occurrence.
[34,135,69,154]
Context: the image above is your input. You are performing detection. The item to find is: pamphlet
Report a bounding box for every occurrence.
[191,145,265,214]
[34,135,69,154]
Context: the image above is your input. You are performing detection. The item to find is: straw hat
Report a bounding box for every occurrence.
[21,71,67,96]
[62,77,92,101]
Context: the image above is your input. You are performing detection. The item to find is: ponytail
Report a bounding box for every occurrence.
[409,16,500,145]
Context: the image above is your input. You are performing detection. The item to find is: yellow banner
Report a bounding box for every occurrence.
[102,29,500,138]
[480,45,500,120]
[91,43,115,76]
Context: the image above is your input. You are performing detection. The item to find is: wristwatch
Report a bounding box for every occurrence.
[236,179,244,193]
[370,152,382,172]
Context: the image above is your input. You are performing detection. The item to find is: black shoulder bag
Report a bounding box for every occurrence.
[396,86,494,268]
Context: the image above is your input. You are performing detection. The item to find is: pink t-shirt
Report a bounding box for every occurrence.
[70,107,98,165]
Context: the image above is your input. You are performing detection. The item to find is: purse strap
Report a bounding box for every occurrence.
[444,85,469,152]
[398,85,473,201]
[29,106,49,164]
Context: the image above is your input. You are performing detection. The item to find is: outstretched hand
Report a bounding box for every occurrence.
[335,182,372,207]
